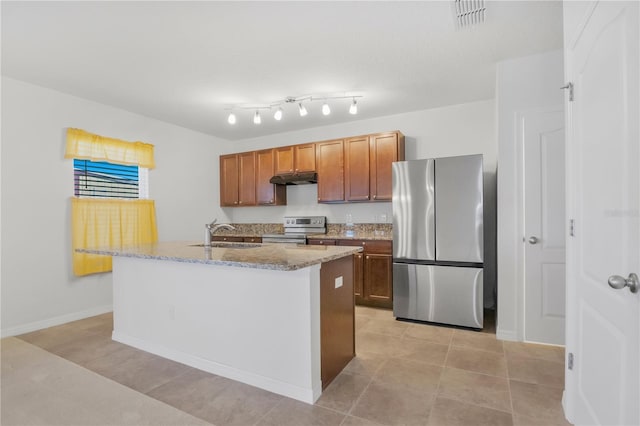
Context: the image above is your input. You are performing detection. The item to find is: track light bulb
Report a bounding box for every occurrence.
[298,103,308,117]
[227,112,237,124]
[253,110,261,124]
[274,107,283,121]
[322,102,331,115]
[349,99,358,115]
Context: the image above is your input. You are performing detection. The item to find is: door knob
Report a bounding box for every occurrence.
[528,236,539,244]
[608,273,639,294]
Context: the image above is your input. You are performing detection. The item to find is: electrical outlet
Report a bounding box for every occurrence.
[335,276,343,289]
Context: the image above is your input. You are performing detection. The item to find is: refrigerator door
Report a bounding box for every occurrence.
[392,159,435,261]
[434,155,484,263]
[393,263,483,328]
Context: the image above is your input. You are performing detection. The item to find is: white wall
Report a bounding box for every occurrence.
[496,50,565,341]
[227,100,498,307]
[0,77,227,336]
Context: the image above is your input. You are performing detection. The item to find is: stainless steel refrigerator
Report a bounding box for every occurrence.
[392,155,484,329]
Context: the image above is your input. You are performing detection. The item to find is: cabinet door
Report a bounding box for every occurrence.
[316,139,345,203]
[370,132,404,201]
[294,143,316,172]
[238,151,256,206]
[363,253,393,308]
[344,136,370,201]
[256,149,274,204]
[220,154,239,206]
[256,149,286,205]
[274,146,294,174]
[353,253,364,301]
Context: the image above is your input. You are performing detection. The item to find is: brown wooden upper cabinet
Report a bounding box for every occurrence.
[316,139,345,203]
[274,143,316,174]
[219,151,256,207]
[370,132,405,201]
[342,131,405,203]
[219,131,403,207]
[255,149,286,206]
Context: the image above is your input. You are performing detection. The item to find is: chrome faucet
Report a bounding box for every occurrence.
[204,219,236,247]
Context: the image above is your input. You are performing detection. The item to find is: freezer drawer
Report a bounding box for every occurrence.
[393,263,483,328]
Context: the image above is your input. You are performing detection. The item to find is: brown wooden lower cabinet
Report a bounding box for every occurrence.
[362,253,393,308]
[308,239,393,309]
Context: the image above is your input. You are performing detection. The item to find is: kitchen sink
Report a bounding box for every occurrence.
[190,243,261,249]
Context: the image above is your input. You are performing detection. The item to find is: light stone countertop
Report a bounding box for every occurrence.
[78,241,362,271]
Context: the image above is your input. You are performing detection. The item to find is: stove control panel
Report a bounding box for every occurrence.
[283,216,326,227]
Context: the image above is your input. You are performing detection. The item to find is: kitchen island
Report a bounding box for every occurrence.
[81,242,361,404]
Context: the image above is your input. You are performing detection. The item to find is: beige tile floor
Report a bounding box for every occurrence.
[2,307,571,426]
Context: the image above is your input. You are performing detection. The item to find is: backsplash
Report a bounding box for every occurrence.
[326,223,392,237]
[214,222,393,238]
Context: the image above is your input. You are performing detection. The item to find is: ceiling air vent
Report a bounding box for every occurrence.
[453,0,486,29]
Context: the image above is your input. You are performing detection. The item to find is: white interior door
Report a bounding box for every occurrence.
[522,108,566,345]
[564,1,639,425]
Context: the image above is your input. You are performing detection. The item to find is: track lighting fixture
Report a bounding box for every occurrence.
[349,98,358,115]
[224,93,362,126]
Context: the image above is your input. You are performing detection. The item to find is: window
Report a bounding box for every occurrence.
[73,159,148,199]
[66,128,156,276]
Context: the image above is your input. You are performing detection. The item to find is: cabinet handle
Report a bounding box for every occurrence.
[373,195,377,200]
[270,199,273,203]
[362,242,366,245]
[320,241,324,244]
[239,201,242,204]
[366,255,370,259]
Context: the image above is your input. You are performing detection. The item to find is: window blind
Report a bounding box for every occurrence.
[73,159,140,199]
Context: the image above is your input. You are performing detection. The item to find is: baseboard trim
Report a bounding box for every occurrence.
[496,327,519,342]
[113,331,321,404]
[1,305,113,338]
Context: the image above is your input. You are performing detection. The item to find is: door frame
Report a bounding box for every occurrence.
[515,105,565,343]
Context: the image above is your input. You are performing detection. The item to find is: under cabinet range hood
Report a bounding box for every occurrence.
[269,171,318,185]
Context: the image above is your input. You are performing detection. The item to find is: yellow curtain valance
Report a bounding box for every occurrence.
[65,128,155,169]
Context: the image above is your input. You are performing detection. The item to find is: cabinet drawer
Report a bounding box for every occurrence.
[307,239,337,246]
[337,239,391,254]
[211,236,244,242]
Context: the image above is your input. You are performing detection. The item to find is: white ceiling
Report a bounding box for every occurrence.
[1,1,563,141]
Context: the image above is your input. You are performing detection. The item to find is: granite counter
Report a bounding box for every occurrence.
[80,241,361,271]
